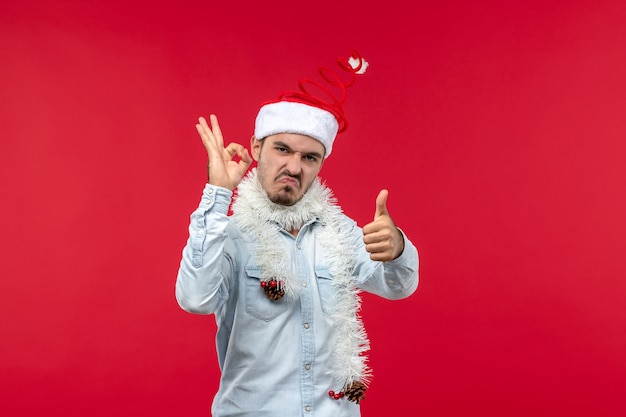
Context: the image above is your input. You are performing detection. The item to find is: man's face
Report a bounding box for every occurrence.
[251,133,326,206]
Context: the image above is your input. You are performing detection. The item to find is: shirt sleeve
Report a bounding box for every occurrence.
[354,226,419,300]
[175,183,235,314]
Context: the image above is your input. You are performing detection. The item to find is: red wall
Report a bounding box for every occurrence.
[2,1,626,416]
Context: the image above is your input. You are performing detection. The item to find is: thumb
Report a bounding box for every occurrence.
[374,189,389,219]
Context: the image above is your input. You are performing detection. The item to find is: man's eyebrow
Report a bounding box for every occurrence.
[306,150,324,159]
[273,141,323,159]
[273,140,291,150]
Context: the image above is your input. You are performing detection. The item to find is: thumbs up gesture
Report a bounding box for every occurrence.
[362,190,405,262]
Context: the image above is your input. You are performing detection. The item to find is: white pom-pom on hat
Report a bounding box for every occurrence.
[349,56,368,74]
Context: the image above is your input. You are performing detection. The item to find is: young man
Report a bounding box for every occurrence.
[176,52,419,417]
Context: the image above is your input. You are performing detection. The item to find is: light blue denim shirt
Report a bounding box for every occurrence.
[176,184,419,417]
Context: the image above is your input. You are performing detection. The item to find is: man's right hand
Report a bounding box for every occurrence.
[196,115,252,190]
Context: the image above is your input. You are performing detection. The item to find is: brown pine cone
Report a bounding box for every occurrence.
[344,380,367,404]
[262,279,285,300]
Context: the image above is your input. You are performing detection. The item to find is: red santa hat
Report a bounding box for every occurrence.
[254,51,368,158]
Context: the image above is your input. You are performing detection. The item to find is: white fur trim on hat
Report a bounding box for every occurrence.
[254,101,338,157]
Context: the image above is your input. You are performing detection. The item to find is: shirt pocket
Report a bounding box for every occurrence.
[244,265,289,322]
[315,266,336,315]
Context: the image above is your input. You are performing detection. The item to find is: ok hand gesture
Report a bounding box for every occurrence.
[196,115,252,190]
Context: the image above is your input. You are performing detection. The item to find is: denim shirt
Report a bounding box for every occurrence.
[176,184,419,417]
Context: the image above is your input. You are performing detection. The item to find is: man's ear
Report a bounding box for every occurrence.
[250,136,262,161]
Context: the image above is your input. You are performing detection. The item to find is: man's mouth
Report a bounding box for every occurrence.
[277,176,300,188]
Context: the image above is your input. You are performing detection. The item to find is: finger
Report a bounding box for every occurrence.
[363,229,383,245]
[224,142,241,158]
[365,241,388,254]
[197,116,213,138]
[238,148,252,165]
[197,116,227,160]
[196,117,216,148]
[197,127,220,159]
[374,189,389,219]
[208,114,225,149]
[369,251,393,262]
[224,143,249,162]
[238,148,253,171]
[362,216,385,236]
[363,223,394,244]
[363,234,392,259]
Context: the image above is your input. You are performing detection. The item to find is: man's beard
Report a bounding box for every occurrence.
[263,169,305,206]
[268,185,300,206]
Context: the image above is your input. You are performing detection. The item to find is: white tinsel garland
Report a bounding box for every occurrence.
[232,169,371,388]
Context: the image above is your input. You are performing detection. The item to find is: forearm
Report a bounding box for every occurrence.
[357,230,419,300]
[175,184,234,314]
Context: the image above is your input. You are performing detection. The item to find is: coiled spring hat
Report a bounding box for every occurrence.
[254,51,368,158]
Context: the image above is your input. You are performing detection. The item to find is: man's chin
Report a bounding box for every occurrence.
[269,187,302,206]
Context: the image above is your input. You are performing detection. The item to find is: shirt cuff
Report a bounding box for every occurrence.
[199,183,233,214]
[388,227,418,265]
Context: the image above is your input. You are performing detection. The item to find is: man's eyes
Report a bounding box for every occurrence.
[274,147,318,162]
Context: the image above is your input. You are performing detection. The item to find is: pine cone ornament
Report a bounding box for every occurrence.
[344,381,367,404]
[260,279,285,300]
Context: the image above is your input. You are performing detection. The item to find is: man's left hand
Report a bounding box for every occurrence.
[362,190,405,262]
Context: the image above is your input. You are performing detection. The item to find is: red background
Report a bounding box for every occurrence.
[2,1,626,416]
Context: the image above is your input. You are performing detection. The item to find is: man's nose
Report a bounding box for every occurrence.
[285,153,302,174]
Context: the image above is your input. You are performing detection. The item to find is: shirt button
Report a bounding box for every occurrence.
[297,245,302,250]
[207,188,214,194]
[305,406,311,412]
[305,364,311,370]
[197,229,205,236]
[304,323,310,329]
[302,282,307,288]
